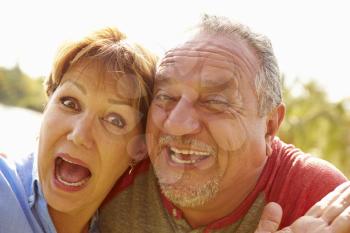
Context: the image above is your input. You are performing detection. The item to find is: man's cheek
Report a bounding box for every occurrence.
[207,118,247,152]
[148,105,168,132]
[146,106,167,155]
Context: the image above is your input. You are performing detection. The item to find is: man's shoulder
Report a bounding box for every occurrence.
[102,158,158,208]
[267,138,348,227]
[99,159,174,233]
[273,138,346,182]
[102,158,152,205]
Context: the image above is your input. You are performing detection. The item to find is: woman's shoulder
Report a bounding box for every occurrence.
[1,152,34,172]
[0,153,17,175]
[0,153,35,194]
[0,153,41,233]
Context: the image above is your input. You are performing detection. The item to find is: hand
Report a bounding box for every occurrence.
[255,181,350,233]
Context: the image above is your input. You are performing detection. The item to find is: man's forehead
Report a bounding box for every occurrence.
[156,48,240,86]
[155,66,239,89]
[156,32,258,90]
[158,44,238,78]
[161,40,235,65]
[157,61,237,78]
[165,31,253,58]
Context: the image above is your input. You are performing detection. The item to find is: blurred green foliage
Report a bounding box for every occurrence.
[0,66,349,177]
[278,75,350,178]
[0,65,46,112]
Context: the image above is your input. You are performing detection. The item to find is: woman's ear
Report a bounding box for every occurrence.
[128,134,148,162]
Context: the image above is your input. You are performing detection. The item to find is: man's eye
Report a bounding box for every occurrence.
[103,113,126,129]
[155,94,173,102]
[153,92,177,110]
[205,98,228,105]
[199,97,230,113]
[60,97,80,111]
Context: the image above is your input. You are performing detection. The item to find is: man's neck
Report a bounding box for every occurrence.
[180,166,264,228]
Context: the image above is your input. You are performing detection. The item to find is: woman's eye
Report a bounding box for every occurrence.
[60,97,80,111]
[103,113,126,129]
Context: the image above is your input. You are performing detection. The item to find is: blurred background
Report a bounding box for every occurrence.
[0,0,349,177]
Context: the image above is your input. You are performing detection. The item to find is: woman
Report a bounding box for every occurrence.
[0,27,157,232]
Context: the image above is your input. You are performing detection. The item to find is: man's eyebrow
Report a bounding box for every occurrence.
[63,80,87,95]
[155,73,171,81]
[154,74,177,86]
[200,78,238,91]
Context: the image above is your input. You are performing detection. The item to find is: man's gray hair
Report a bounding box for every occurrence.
[196,14,282,116]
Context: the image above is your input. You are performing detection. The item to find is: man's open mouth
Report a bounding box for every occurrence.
[168,146,211,165]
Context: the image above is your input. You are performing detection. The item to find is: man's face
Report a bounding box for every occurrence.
[146,32,270,208]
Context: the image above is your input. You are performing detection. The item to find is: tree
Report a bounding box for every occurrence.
[278,76,350,178]
[0,65,46,112]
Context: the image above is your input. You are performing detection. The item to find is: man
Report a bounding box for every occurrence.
[99,15,349,232]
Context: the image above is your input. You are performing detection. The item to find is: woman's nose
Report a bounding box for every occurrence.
[66,114,94,149]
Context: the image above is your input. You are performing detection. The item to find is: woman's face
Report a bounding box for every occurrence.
[38,61,144,214]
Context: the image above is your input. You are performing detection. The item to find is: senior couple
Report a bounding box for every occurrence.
[0,14,349,233]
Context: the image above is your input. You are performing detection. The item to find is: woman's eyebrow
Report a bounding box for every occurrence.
[107,98,132,106]
[62,79,87,95]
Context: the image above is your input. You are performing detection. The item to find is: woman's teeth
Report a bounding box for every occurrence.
[55,156,91,187]
[56,173,89,186]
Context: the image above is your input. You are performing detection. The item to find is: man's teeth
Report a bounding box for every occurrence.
[170,147,210,156]
[169,147,210,164]
[57,174,89,187]
[170,154,194,164]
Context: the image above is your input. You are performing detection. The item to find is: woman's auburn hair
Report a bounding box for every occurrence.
[44,27,158,128]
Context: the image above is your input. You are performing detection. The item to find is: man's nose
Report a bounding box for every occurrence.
[163,97,201,136]
[67,114,94,149]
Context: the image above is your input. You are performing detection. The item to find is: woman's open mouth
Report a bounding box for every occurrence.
[54,154,92,191]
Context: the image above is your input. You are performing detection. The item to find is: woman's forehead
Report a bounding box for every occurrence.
[62,60,141,102]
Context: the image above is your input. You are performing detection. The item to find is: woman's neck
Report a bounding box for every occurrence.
[48,206,94,233]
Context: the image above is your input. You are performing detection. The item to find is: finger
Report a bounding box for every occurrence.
[255,202,282,233]
[306,181,350,217]
[280,216,329,233]
[321,184,350,223]
[331,205,350,233]
[276,228,293,233]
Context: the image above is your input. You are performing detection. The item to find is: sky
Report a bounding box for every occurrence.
[0,0,349,102]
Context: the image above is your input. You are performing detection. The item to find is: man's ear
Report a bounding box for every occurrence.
[128,134,148,162]
[265,103,285,145]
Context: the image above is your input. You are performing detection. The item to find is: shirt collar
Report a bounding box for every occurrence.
[29,151,41,208]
